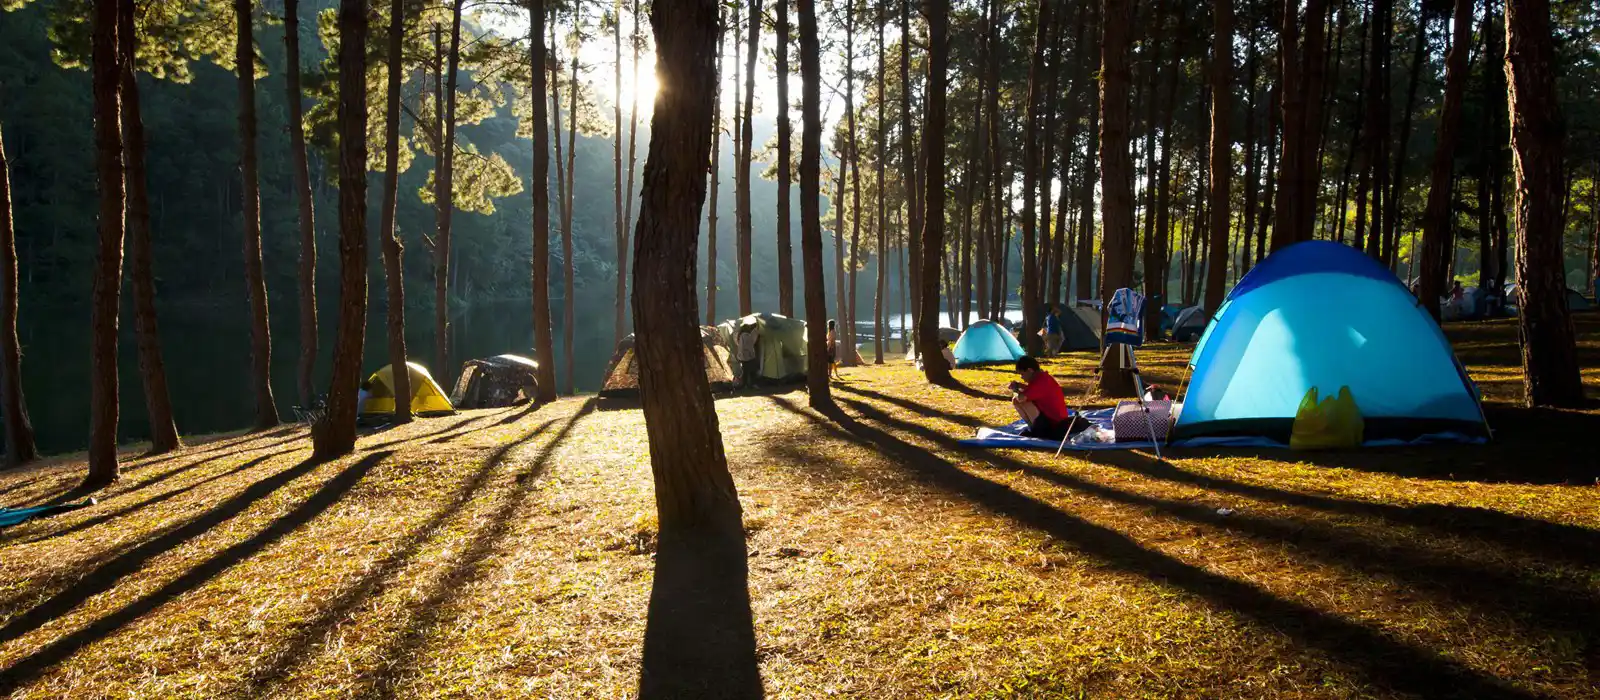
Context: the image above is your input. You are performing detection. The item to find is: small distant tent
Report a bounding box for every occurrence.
[602,327,735,398]
[1173,241,1487,444]
[951,320,1026,366]
[1159,304,1187,334]
[364,362,456,417]
[1171,306,1208,342]
[451,354,540,409]
[1057,308,1101,351]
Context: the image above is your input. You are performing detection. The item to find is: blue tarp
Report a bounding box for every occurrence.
[952,320,1026,366]
[0,499,95,528]
[1174,241,1488,443]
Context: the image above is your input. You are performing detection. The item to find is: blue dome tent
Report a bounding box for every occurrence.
[951,320,1026,366]
[1173,241,1487,444]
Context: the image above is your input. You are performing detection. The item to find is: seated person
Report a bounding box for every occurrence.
[940,340,956,368]
[1008,356,1071,440]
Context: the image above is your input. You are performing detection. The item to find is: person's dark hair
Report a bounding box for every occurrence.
[827,319,836,331]
[1015,356,1040,373]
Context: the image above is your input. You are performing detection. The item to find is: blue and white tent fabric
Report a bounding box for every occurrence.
[951,320,1026,366]
[1105,288,1146,347]
[1173,241,1488,444]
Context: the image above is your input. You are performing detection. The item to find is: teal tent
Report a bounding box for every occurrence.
[952,320,1026,366]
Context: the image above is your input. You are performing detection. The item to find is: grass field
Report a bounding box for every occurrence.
[0,317,1596,698]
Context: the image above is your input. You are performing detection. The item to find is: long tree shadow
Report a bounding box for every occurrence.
[838,383,1600,574]
[363,414,495,451]
[361,401,596,698]
[240,419,561,696]
[0,451,392,693]
[15,455,276,546]
[638,510,762,700]
[766,395,1541,699]
[834,395,1600,675]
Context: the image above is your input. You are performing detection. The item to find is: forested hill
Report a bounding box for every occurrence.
[0,0,893,453]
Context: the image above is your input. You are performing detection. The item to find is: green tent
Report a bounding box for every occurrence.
[719,313,809,382]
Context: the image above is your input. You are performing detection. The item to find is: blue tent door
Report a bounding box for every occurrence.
[1174,241,1487,443]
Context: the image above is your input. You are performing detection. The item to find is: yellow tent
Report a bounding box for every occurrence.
[363,362,456,416]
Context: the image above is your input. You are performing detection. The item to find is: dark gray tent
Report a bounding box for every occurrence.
[1059,307,1102,351]
[1172,306,1209,342]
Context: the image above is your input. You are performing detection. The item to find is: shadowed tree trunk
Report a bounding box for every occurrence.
[531,0,557,403]
[737,0,761,318]
[1204,0,1234,315]
[1074,0,1098,303]
[119,0,179,453]
[874,1,887,363]
[313,0,368,461]
[86,0,124,486]
[632,0,758,692]
[1386,9,1426,268]
[379,0,411,424]
[1418,0,1471,320]
[1273,0,1328,249]
[777,0,794,316]
[1473,0,1502,284]
[624,0,642,302]
[614,0,627,351]
[844,0,859,361]
[286,0,317,409]
[800,0,831,407]
[0,121,37,467]
[1098,0,1135,396]
[1257,77,1279,261]
[1138,0,1165,333]
[563,51,579,395]
[237,0,278,431]
[832,148,849,363]
[1154,12,1184,306]
[1020,0,1052,353]
[1505,0,1583,408]
[434,1,462,387]
[1238,30,1260,275]
[917,0,951,384]
[706,9,723,325]
[901,0,921,337]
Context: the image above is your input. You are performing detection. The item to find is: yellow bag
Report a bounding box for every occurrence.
[1289,386,1364,450]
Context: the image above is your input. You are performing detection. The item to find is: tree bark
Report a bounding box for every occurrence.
[531,0,557,403]
[1238,30,1260,276]
[832,148,849,362]
[1074,0,1098,304]
[286,0,317,410]
[563,51,579,395]
[777,0,794,316]
[436,3,463,387]
[1020,0,1053,353]
[1505,0,1584,407]
[1257,77,1280,262]
[844,0,859,361]
[1386,9,1426,268]
[237,0,279,431]
[1364,0,1392,260]
[1154,9,1184,306]
[313,0,368,460]
[1418,0,1472,320]
[380,0,411,424]
[624,0,642,287]
[901,0,921,336]
[799,0,831,407]
[1138,0,1164,332]
[615,0,628,351]
[706,11,723,324]
[737,0,761,317]
[918,0,951,384]
[874,3,887,363]
[0,120,37,467]
[1099,0,1134,395]
[118,0,180,453]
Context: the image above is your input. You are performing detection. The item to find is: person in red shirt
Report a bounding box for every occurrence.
[1009,356,1071,439]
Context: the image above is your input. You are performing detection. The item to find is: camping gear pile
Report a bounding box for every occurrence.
[602,326,736,398]
[451,354,540,409]
[963,240,1489,451]
[362,362,456,418]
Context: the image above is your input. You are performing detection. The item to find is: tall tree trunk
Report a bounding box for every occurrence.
[1364,0,1392,259]
[1273,0,1328,248]
[1020,0,1053,353]
[901,0,922,336]
[624,0,642,281]
[285,0,317,409]
[634,0,757,691]
[1257,78,1280,261]
[1210,7,1238,313]
[435,2,462,387]
[874,0,887,363]
[1505,0,1583,407]
[1155,14,1184,305]
[1473,0,1503,283]
[777,0,794,316]
[313,0,368,460]
[1418,0,1472,320]
[706,11,723,324]
[563,52,578,395]
[0,121,37,466]
[1099,0,1134,395]
[614,0,628,351]
[844,0,859,360]
[237,0,278,430]
[1386,8,1426,268]
[119,0,180,453]
[799,0,831,407]
[1038,5,1063,321]
[975,0,993,321]
[737,0,761,317]
[531,0,557,403]
[1139,0,1166,331]
[1074,0,1098,304]
[1239,30,1260,275]
[918,0,951,383]
[379,0,411,424]
[832,153,849,363]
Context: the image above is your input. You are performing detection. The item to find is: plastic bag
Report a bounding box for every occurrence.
[1289,386,1364,450]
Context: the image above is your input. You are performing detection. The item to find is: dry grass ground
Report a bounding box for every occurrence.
[0,317,1597,698]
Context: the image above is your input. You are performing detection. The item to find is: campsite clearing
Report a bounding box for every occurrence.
[0,318,1596,698]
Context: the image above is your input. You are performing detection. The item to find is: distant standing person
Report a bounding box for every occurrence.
[1008,356,1071,440]
[825,320,843,380]
[1041,306,1063,356]
[735,322,760,389]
